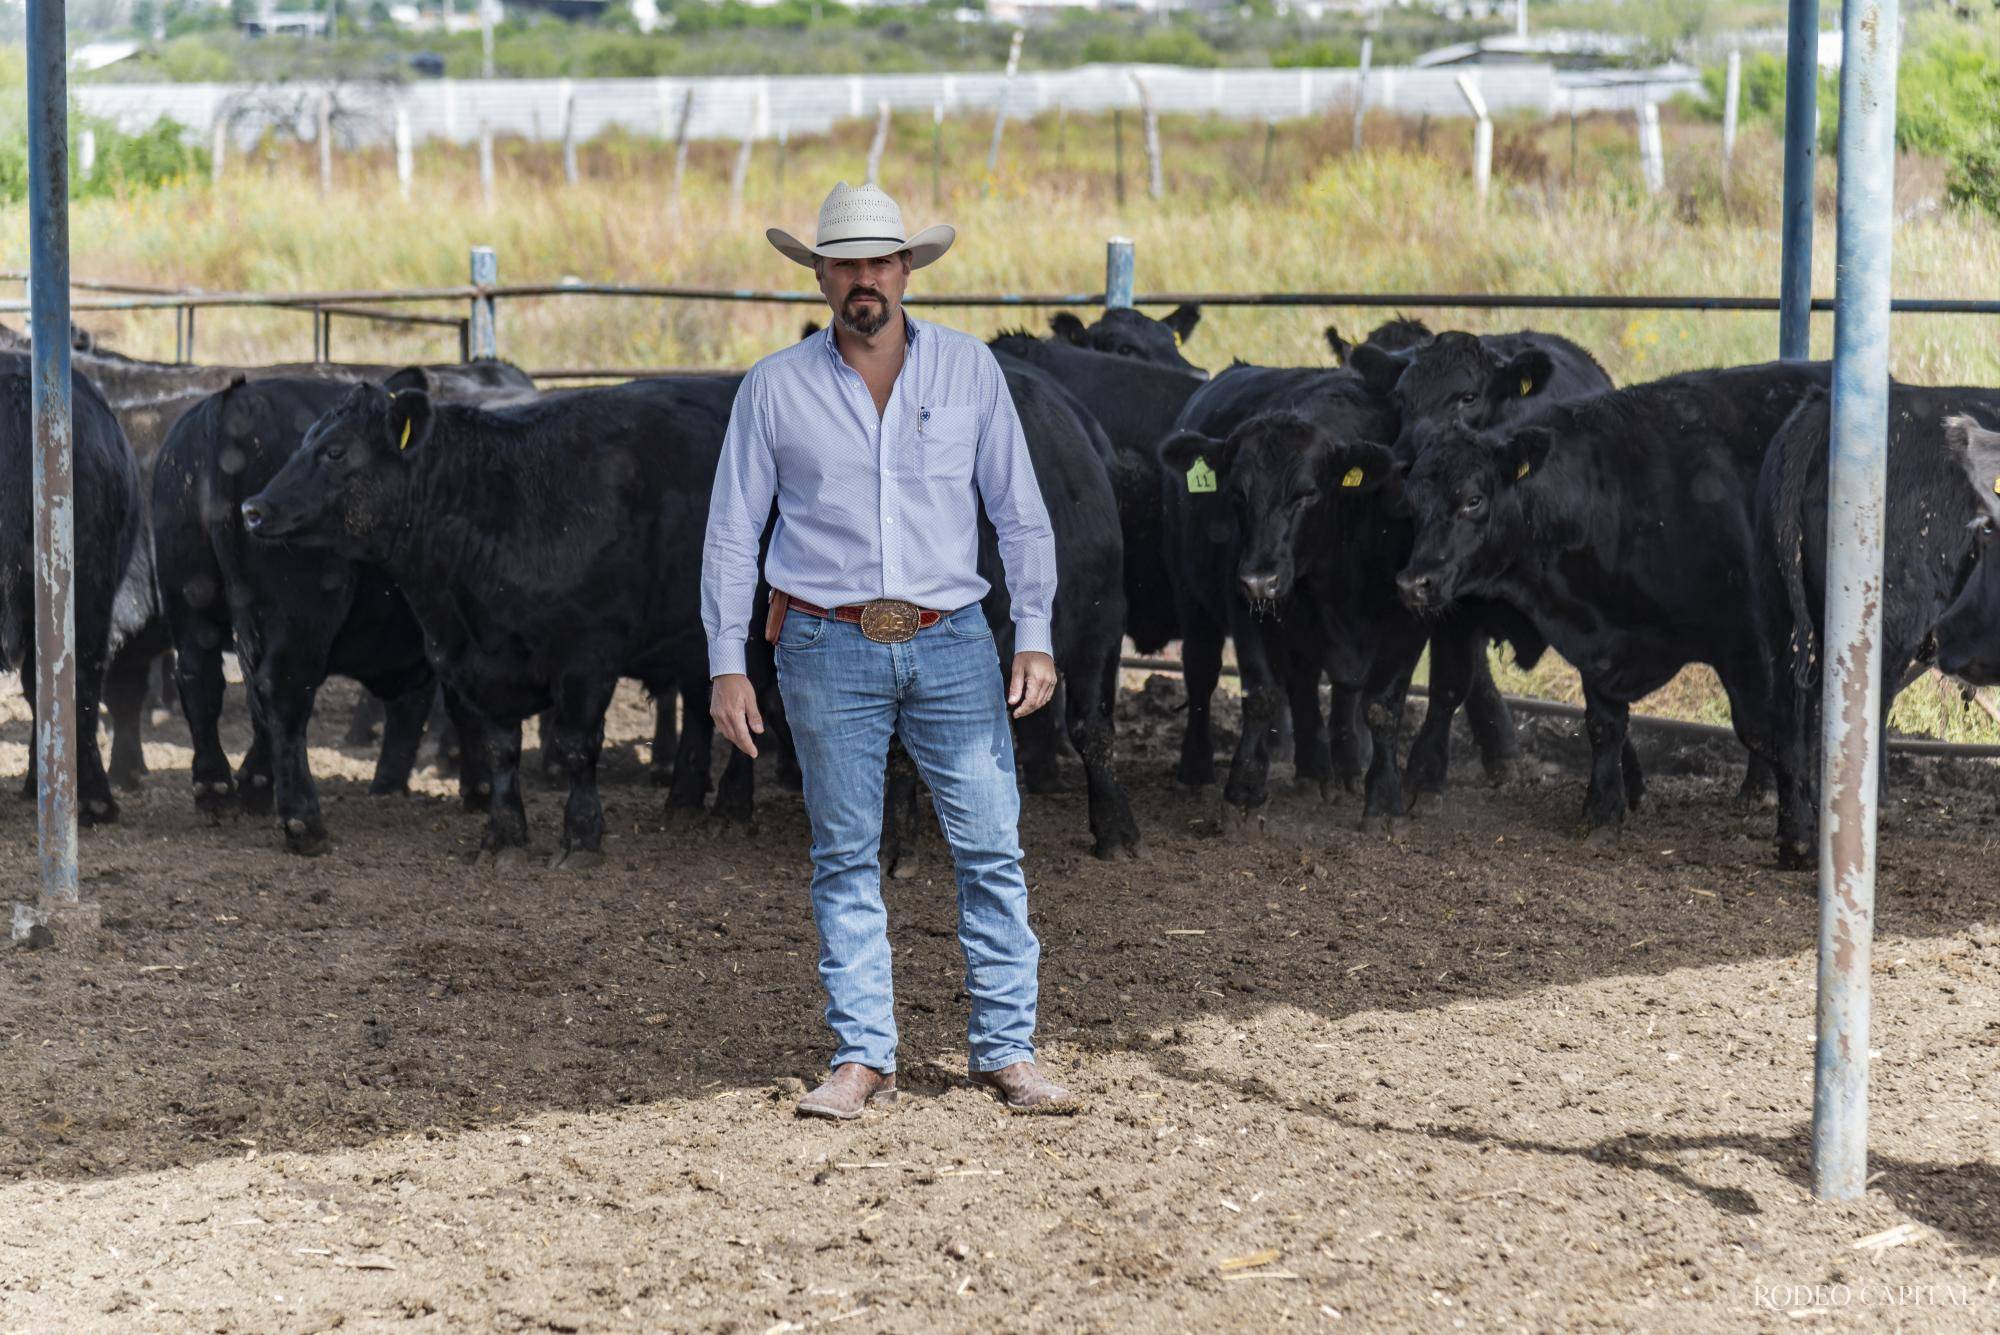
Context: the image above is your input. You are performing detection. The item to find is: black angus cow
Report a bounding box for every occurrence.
[1937,413,2000,683]
[1349,328,1613,460]
[1397,360,1831,841]
[242,375,768,867]
[987,333,1204,653]
[95,351,538,793]
[1168,410,1543,827]
[1158,355,1527,812]
[1050,305,1205,374]
[152,374,498,855]
[1760,387,2000,867]
[0,353,140,824]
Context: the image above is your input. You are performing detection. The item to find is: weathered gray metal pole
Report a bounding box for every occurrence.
[469,246,497,360]
[1814,0,1899,1202]
[17,0,81,942]
[1778,0,1820,359]
[1104,237,1134,310]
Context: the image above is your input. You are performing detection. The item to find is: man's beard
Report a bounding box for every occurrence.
[837,290,891,336]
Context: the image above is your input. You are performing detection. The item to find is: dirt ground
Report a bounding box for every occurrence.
[1,666,1997,1333]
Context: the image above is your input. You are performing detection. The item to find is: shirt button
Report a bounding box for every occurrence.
[886,516,896,525]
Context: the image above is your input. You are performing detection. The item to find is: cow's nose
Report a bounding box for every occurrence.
[240,499,267,533]
[1240,572,1282,602]
[1397,570,1437,608]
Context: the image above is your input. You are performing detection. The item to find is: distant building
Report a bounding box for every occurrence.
[1415,32,1644,68]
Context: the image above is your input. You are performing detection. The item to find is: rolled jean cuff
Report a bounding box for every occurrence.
[970,1047,1035,1074]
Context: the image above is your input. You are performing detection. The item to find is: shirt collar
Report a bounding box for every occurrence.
[819,309,922,364]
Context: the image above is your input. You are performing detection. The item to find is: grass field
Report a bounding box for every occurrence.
[8,105,2000,742]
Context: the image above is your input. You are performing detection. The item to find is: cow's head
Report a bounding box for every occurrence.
[1396,422,1552,613]
[1051,304,1202,372]
[1212,412,1395,607]
[1326,317,1432,368]
[1934,414,2000,684]
[240,371,434,561]
[1380,332,1557,459]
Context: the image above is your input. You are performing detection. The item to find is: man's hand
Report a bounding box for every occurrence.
[1008,650,1058,719]
[711,673,764,757]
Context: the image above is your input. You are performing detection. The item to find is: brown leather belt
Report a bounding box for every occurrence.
[768,591,943,644]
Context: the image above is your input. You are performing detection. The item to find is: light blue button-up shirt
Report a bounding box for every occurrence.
[702,314,1058,678]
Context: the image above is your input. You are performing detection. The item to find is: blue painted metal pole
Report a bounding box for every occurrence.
[469,246,497,360]
[1814,0,1899,1202]
[1105,237,1134,310]
[1778,0,1820,359]
[16,0,80,941]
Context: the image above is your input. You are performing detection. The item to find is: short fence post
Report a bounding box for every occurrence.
[986,27,1025,178]
[775,120,787,199]
[729,130,753,216]
[1638,100,1665,194]
[1132,73,1163,201]
[1352,36,1372,153]
[1113,107,1125,206]
[671,88,695,213]
[1055,99,1067,167]
[1259,117,1275,189]
[561,81,579,186]
[865,100,891,187]
[478,119,494,210]
[394,104,413,202]
[1104,236,1134,310]
[77,127,94,181]
[931,98,944,207]
[317,88,334,196]
[211,114,226,184]
[469,245,497,360]
[1456,73,1491,208]
[1722,48,1742,179]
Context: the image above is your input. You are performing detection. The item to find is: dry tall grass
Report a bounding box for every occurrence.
[9,106,2000,741]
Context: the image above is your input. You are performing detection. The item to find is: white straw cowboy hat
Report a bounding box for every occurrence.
[767,181,955,269]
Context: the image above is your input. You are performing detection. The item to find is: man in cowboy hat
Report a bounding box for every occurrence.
[701,182,1071,1119]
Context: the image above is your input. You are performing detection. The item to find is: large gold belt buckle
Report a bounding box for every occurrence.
[859,598,921,644]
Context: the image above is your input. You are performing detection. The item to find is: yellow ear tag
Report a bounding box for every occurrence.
[1172,328,1183,348]
[1341,466,1365,488]
[1519,376,1532,397]
[1516,460,1531,480]
[398,417,412,451]
[1991,474,1999,497]
[1186,457,1217,494]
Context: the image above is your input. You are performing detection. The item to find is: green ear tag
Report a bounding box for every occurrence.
[1341,466,1365,488]
[399,418,412,450]
[1186,458,1217,494]
[1519,376,1532,397]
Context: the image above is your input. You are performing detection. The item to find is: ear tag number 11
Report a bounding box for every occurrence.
[1186,457,1217,494]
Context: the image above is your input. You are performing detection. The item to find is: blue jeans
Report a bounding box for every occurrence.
[774,602,1040,1075]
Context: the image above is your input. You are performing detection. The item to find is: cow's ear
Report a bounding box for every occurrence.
[1049,312,1089,346]
[800,320,822,341]
[1162,303,1201,345]
[1324,325,1352,367]
[386,387,435,457]
[1322,439,1395,495]
[1503,427,1554,484]
[1947,414,2000,526]
[383,365,435,397]
[1500,349,1555,400]
[1348,343,1409,398]
[1160,429,1231,491]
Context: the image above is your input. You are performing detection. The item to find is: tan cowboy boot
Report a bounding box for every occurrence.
[797,1063,897,1120]
[970,1061,1078,1113]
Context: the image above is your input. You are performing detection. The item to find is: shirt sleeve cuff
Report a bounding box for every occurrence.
[1013,617,1054,659]
[709,638,748,679]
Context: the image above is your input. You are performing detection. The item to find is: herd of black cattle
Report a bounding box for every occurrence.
[7,304,2000,873]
